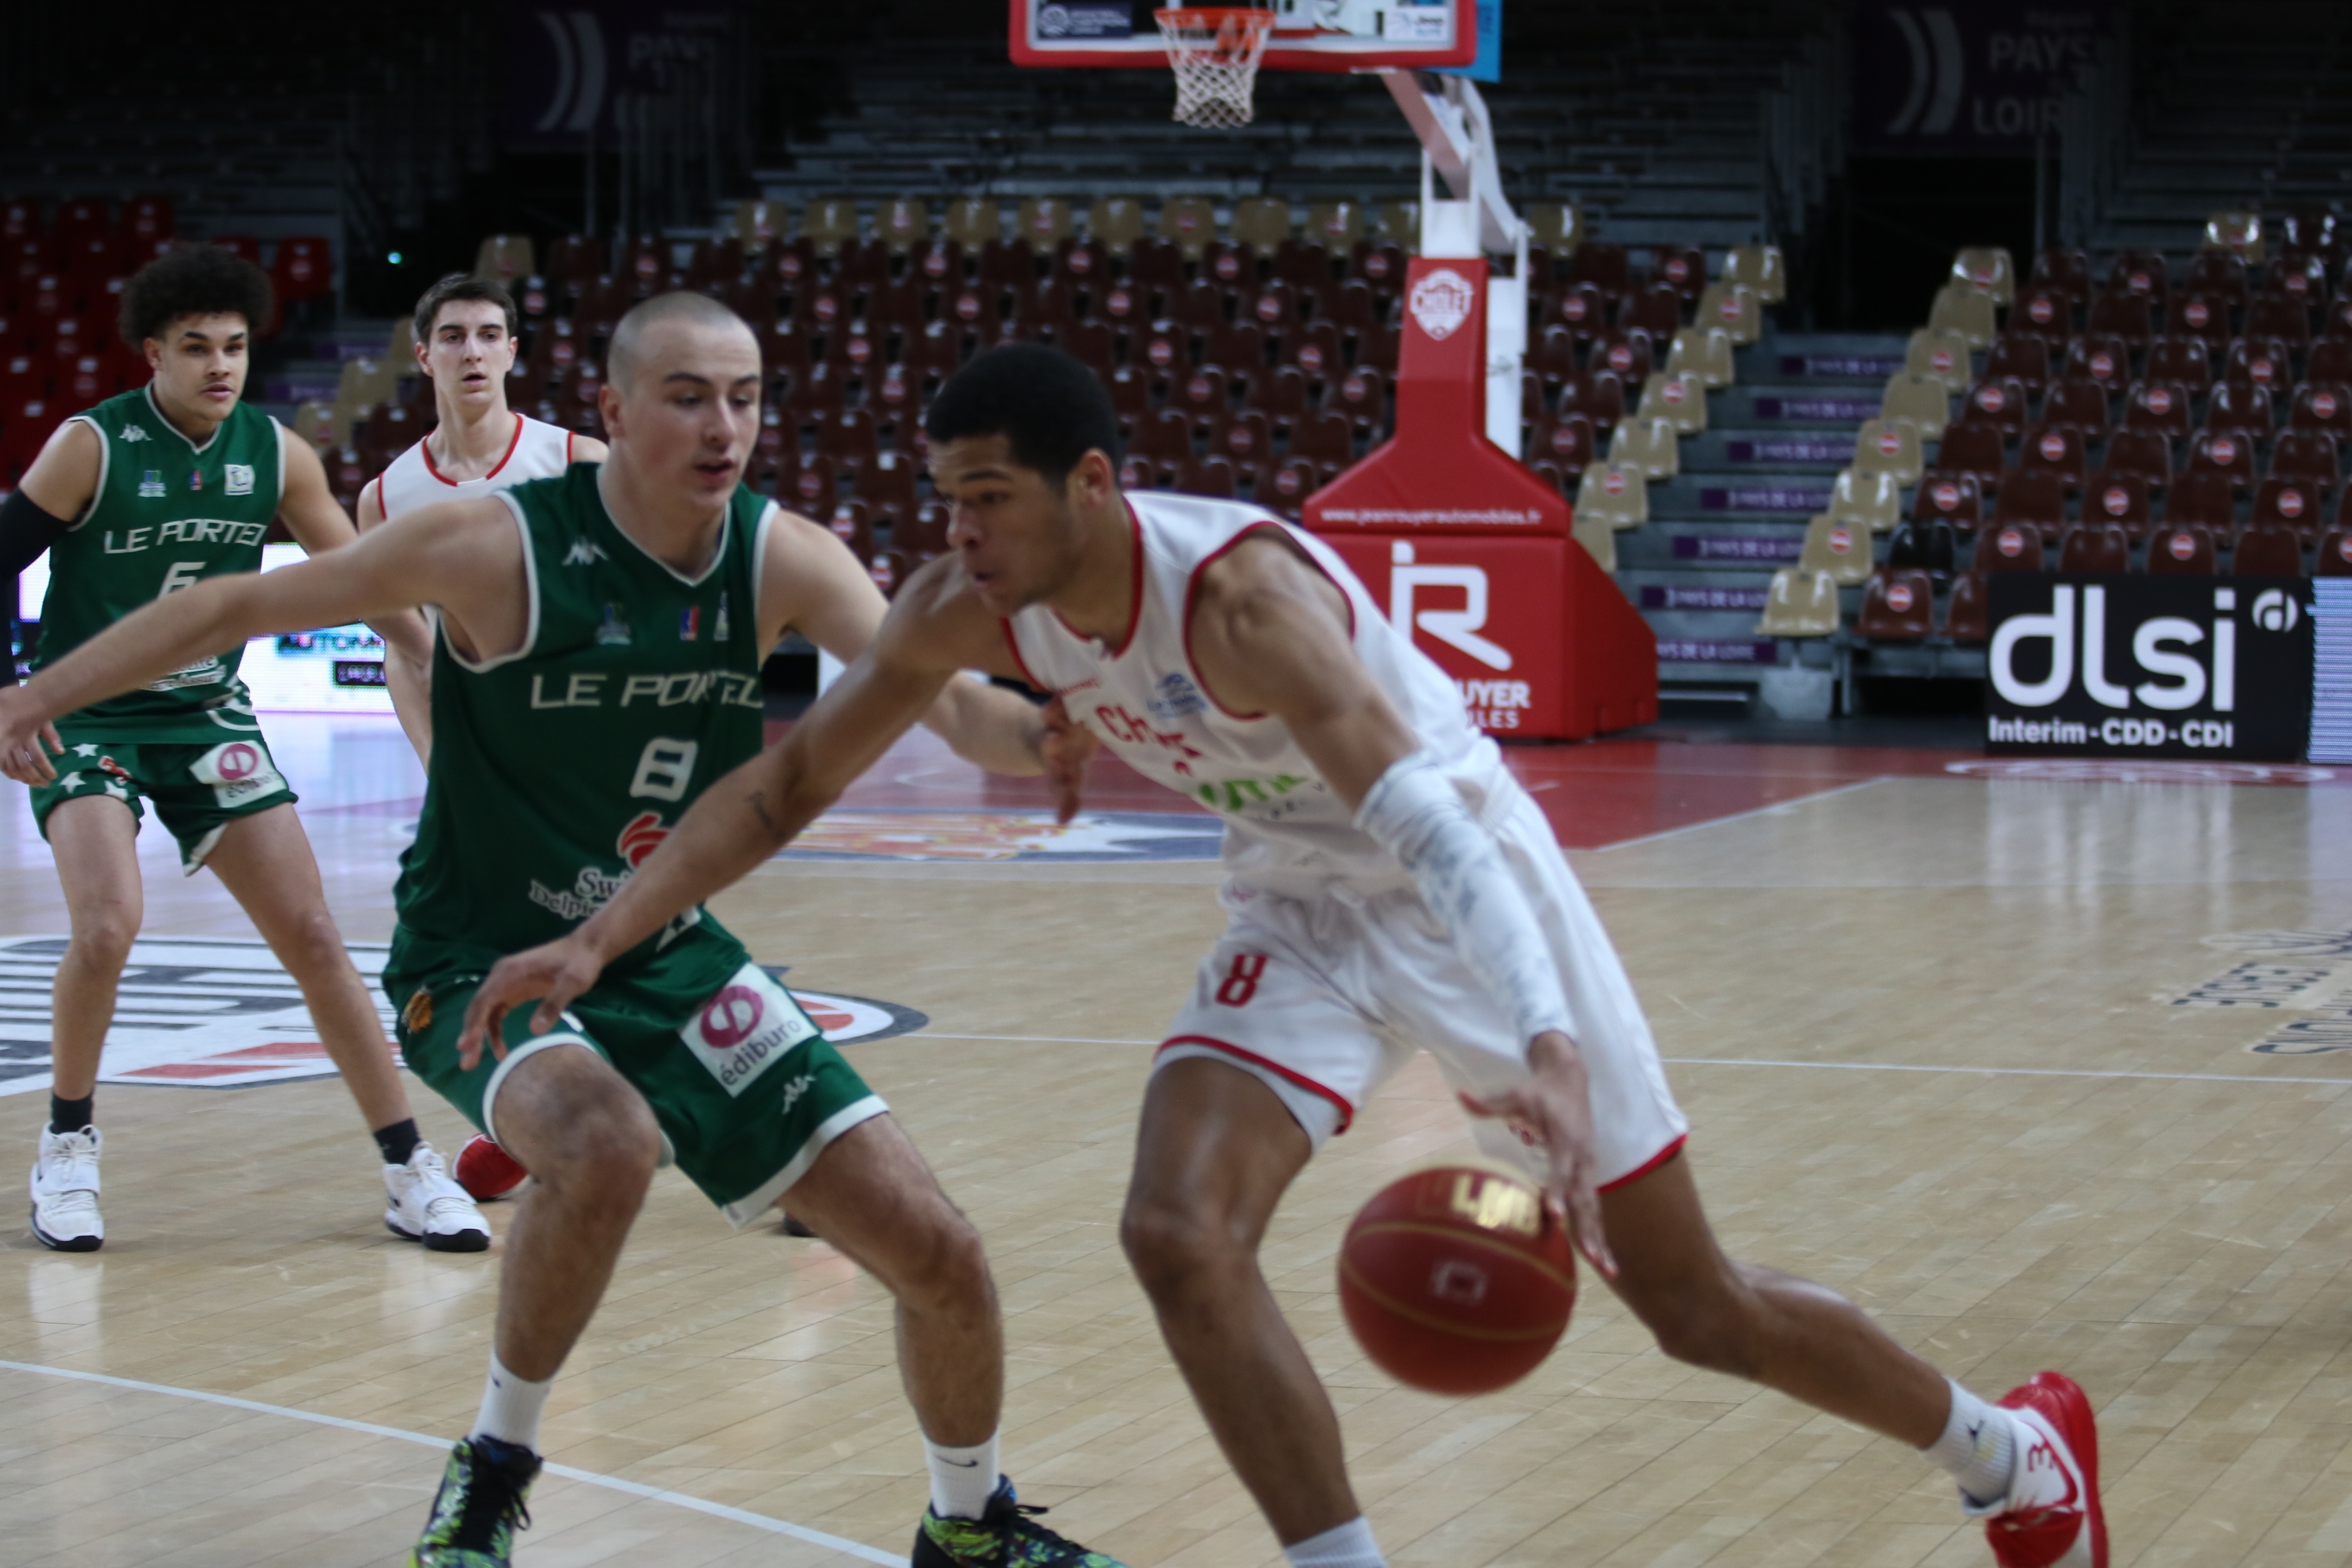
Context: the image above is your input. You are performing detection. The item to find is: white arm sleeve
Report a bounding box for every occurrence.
[1354,750,1572,1054]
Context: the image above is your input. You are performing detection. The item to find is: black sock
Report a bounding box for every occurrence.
[374,1118,422,1167]
[49,1094,92,1135]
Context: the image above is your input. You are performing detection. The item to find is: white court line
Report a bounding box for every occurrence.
[913,1033,2352,1087]
[1591,776,1890,852]
[0,1360,904,1566]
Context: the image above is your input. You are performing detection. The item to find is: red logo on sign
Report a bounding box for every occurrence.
[699,986,766,1049]
[217,743,258,782]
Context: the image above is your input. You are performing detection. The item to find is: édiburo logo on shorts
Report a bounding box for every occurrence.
[680,962,820,1097]
[190,740,286,807]
[1984,575,2314,761]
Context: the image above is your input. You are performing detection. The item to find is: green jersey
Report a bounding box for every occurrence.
[390,466,773,989]
[32,386,285,740]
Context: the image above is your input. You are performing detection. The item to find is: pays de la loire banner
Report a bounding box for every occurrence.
[1985,575,2315,760]
[1853,1,2108,153]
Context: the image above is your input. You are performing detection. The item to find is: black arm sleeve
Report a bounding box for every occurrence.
[0,488,73,688]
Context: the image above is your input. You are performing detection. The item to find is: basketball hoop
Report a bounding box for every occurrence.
[1155,8,1276,130]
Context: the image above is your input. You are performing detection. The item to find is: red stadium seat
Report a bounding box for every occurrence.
[1173,455,1238,498]
[1212,410,1274,476]
[1251,364,1310,424]
[1323,277,1384,337]
[545,233,604,286]
[2309,338,2352,386]
[1976,522,2045,573]
[1544,281,1608,343]
[209,235,262,270]
[1132,408,1195,468]
[2253,477,2325,536]
[2143,335,2212,390]
[2030,247,2092,294]
[1173,365,1231,430]
[1243,280,1298,336]
[1281,322,1344,383]
[1961,375,2030,437]
[2064,334,2132,388]
[1287,409,1355,479]
[1530,413,1595,477]
[1654,244,1706,304]
[2041,375,2109,433]
[1913,471,1983,533]
[1103,362,1152,428]
[1984,332,2051,394]
[1327,367,1386,433]
[2245,290,2312,347]
[2170,293,2231,340]
[2186,428,2257,490]
[2165,469,2239,530]
[2270,428,2340,488]
[1569,243,1631,302]
[1203,320,1267,376]
[1619,281,1683,340]
[1927,420,2006,489]
[1203,242,1257,291]
[2222,335,2292,389]
[1588,327,1653,383]
[1555,369,1624,435]
[2107,250,2168,306]
[2185,250,2248,306]
[2056,522,2130,574]
[1856,568,1934,640]
[2205,379,2274,436]
[2014,285,2078,347]
[2017,424,2086,492]
[270,236,333,304]
[2122,379,2193,442]
[2103,428,2173,488]
[1528,323,1579,388]
[2290,383,2352,439]
[1992,469,2067,543]
[2320,527,2352,576]
[2084,469,2153,539]
[2147,522,2218,575]
[2085,288,2153,343]
[1253,456,1321,517]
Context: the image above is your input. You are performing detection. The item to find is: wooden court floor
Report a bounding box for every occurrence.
[3,718,2352,1566]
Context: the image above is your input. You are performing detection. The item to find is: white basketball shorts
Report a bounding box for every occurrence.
[1155,780,1689,1191]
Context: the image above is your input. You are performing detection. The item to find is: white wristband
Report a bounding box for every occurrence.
[1355,751,1572,1051]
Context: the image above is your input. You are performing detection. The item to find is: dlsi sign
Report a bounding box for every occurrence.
[1984,576,2314,760]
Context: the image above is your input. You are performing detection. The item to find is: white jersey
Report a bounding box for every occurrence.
[371,412,575,518]
[1005,490,1499,899]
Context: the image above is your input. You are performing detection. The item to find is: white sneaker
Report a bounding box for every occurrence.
[31,1126,104,1252]
[384,1142,492,1253]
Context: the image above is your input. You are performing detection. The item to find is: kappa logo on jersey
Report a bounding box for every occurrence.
[566,540,608,566]
[678,962,820,1098]
[119,424,149,442]
[224,463,254,496]
[1148,670,1208,721]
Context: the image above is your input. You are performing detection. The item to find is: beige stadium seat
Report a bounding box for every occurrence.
[2204,209,2263,262]
[1756,568,1840,636]
[1376,200,1420,251]
[1016,198,1076,250]
[1089,195,1148,251]
[1903,327,1973,391]
[1637,370,1708,434]
[1950,247,2015,307]
[1231,195,1293,250]
[1574,462,1649,530]
[1306,201,1365,251]
[1798,511,1875,586]
[801,196,861,256]
[1928,282,1997,349]
[876,198,931,254]
[1158,196,1218,258]
[944,198,1002,249]
[1723,244,1785,305]
[1851,416,1922,486]
[1570,508,1616,571]
[735,199,789,253]
[333,357,398,420]
[1608,415,1679,480]
[386,318,418,371]
[473,234,533,285]
[1664,325,1735,390]
[1523,202,1581,256]
[1829,466,1902,533]
[1881,371,1953,439]
[1695,281,1761,345]
[289,399,349,455]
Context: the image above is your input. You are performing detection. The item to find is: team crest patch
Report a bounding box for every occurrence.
[224,463,254,496]
[138,469,165,498]
[1149,671,1207,721]
[595,604,631,646]
[401,988,434,1035]
[0,937,925,1094]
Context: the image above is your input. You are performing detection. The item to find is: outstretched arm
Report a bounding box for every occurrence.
[1189,534,1615,1276]
[354,475,436,763]
[457,579,989,1061]
[277,432,435,671]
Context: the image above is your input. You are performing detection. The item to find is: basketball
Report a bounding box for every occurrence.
[1337,1162,1577,1396]
[454,1134,528,1200]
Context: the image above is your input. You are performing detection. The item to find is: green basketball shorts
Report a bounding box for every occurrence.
[28,724,298,873]
[389,928,888,1228]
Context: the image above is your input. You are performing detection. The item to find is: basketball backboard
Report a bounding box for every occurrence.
[1009,1,1476,72]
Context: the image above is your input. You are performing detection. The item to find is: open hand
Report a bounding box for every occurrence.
[457,936,606,1069]
[0,687,62,786]
[1458,1030,1619,1280]
[1039,695,1096,824]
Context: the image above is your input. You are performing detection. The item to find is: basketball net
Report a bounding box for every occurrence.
[1155,8,1276,129]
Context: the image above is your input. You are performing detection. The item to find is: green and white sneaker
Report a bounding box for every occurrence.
[912,1478,1129,1567]
[410,1436,540,1566]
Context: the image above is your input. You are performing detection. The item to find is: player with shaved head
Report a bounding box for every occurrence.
[0,294,1129,1568]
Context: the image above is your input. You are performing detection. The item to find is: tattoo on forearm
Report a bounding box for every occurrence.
[746,787,781,838]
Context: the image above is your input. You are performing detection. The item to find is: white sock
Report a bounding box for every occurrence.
[1283,1516,1386,1568]
[469,1351,553,1453]
[924,1431,1000,1520]
[1926,1378,2017,1506]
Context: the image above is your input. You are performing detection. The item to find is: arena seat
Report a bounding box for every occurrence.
[1544,281,1608,344]
[1638,370,1707,435]
[1952,247,2015,307]
[1664,324,1734,389]
[2223,334,2293,389]
[2290,383,2352,439]
[2186,248,2249,303]
[1212,410,1273,477]
[2109,250,2169,304]
[942,198,1002,252]
[1523,202,1581,258]
[1992,469,2067,544]
[2056,522,2131,575]
[2207,380,2275,437]
[2086,288,2154,346]
[1589,326,1655,383]
[1608,415,1679,480]
[1943,571,1992,643]
[1902,328,1972,392]
[1254,457,1320,518]
[1556,368,1625,435]
[794,198,857,258]
[1287,409,1355,480]
[2041,375,2110,435]
[2085,470,2153,539]
[2187,428,2257,490]
[1912,471,1982,535]
[1887,516,1956,578]
[1799,511,1875,584]
[1282,321,1344,383]
[334,357,398,422]
[1880,371,1952,439]
[1984,331,2051,394]
[1327,367,1385,434]
[1530,411,1594,477]
[2252,479,2323,536]
[1856,567,1934,639]
[1926,420,2005,489]
[1960,375,2030,439]
[1756,567,1840,635]
[1084,196,1147,253]
[1574,462,1647,530]
[2245,290,2312,347]
[2171,292,2231,340]
[2123,379,2194,441]
[1976,521,2045,573]
[273,236,333,306]
[869,198,928,255]
[2270,429,2340,487]
[2014,285,2078,348]
[1152,197,1213,259]
[1830,467,1901,533]
[2166,468,2239,530]
[2310,339,2352,387]
[2148,522,2218,575]
[2320,527,2352,575]
[1228,196,1290,252]
[2018,424,2087,493]
[1016,198,1075,251]
[733,202,788,254]
[2063,334,2132,388]
[1723,243,1785,304]
[1851,417,1921,486]
[1928,282,1997,349]
[2104,428,2174,488]
[1694,281,1760,345]
[2030,246,2092,293]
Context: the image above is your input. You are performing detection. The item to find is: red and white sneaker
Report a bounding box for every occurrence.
[1963,1371,2107,1568]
